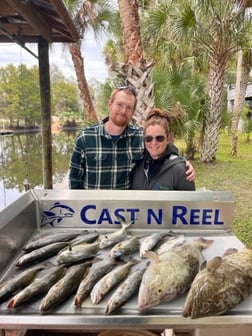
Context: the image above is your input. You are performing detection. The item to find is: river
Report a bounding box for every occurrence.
[0,130,78,210]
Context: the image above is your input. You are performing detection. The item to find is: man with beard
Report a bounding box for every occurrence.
[69,86,195,189]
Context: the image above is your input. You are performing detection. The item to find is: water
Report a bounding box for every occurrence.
[0,130,78,210]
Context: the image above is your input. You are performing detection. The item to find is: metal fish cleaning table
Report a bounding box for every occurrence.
[0,189,251,335]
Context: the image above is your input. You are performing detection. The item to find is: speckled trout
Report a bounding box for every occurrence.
[0,265,44,302]
[16,242,69,267]
[90,259,136,304]
[138,237,213,311]
[109,236,140,259]
[74,260,116,307]
[183,247,252,318]
[39,262,91,312]
[105,267,146,314]
[8,265,66,308]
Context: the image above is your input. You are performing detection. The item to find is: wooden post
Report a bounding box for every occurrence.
[38,37,53,189]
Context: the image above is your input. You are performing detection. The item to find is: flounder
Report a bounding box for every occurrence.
[182,247,252,318]
[138,237,213,311]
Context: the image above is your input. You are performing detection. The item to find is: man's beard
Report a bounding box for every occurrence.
[111,114,129,127]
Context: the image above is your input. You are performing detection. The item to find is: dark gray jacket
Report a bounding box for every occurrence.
[131,145,195,191]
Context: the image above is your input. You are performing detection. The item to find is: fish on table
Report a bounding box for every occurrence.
[74,260,116,307]
[139,231,173,258]
[22,231,86,252]
[90,259,137,304]
[69,231,99,247]
[156,234,185,255]
[105,267,146,314]
[109,236,140,259]
[8,265,66,308]
[16,242,69,267]
[182,247,252,319]
[39,262,91,312]
[138,237,214,311]
[0,265,44,303]
[56,242,100,265]
[98,220,134,249]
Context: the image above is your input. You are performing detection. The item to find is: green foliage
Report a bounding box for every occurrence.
[0,64,81,127]
[176,132,252,247]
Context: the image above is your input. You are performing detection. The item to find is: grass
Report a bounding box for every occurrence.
[178,132,252,248]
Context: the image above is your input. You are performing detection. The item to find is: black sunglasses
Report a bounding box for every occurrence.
[144,135,166,143]
[117,85,137,97]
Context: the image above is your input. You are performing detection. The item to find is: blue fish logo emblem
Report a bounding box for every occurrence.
[41,202,75,227]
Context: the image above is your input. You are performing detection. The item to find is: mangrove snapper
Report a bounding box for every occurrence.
[56,242,100,265]
[98,220,134,249]
[139,232,173,258]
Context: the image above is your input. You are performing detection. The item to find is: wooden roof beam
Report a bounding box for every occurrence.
[6,0,52,42]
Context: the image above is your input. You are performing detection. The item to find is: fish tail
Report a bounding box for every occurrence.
[104,302,112,314]
[122,220,134,229]
[7,298,15,308]
[74,296,81,307]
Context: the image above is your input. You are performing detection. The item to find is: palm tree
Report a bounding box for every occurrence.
[114,0,155,124]
[230,49,252,156]
[65,0,117,122]
[230,0,252,156]
[163,0,252,162]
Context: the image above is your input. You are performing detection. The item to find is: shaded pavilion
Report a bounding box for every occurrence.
[0,0,79,189]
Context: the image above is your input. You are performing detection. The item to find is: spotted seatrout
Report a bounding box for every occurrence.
[138,237,213,311]
[8,265,66,308]
[109,236,140,259]
[183,247,252,318]
[105,267,146,314]
[90,259,136,304]
[22,232,84,252]
[39,262,91,312]
[74,261,116,307]
[0,265,44,302]
[16,242,69,267]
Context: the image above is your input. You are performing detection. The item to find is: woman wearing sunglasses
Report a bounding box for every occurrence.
[131,108,195,191]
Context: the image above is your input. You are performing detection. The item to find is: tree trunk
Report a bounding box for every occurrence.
[201,55,226,162]
[117,0,154,125]
[231,50,250,132]
[230,49,252,156]
[68,43,98,122]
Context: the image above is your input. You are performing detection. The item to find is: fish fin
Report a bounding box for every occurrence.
[206,256,222,273]
[122,220,134,229]
[143,250,160,263]
[92,256,103,264]
[194,237,214,249]
[199,260,207,271]
[222,248,238,257]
